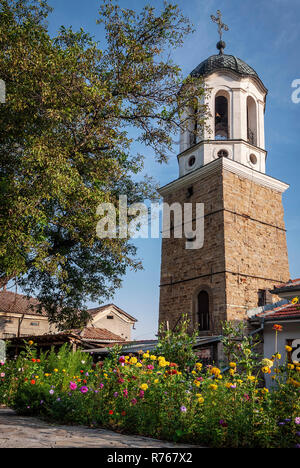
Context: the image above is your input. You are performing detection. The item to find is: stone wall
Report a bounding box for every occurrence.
[159,163,290,335]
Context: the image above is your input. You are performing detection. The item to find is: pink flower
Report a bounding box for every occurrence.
[139,390,144,399]
[295,417,300,425]
[147,365,154,370]
[99,383,104,389]
[131,398,137,405]
[123,389,128,397]
[69,381,77,391]
[80,386,88,394]
[0,373,5,378]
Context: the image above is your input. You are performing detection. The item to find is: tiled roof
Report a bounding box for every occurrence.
[88,303,137,322]
[0,290,47,317]
[251,301,300,322]
[272,278,300,292]
[70,327,125,342]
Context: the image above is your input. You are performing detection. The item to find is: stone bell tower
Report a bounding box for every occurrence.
[158,12,290,335]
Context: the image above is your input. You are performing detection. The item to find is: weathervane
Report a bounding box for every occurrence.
[210,10,229,54]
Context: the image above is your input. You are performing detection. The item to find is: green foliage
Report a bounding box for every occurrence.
[0,333,300,448]
[156,315,198,371]
[0,0,208,327]
[221,320,260,373]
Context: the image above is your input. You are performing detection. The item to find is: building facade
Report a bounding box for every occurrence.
[158,42,290,335]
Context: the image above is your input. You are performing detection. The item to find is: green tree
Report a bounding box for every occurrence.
[0,0,207,328]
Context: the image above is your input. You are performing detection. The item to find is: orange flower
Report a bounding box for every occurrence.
[272,324,283,331]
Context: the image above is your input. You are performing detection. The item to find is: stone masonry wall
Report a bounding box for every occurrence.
[159,163,290,335]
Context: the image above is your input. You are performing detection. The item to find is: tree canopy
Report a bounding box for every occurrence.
[0,0,207,329]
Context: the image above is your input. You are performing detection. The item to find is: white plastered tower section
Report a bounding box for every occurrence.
[178,67,267,177]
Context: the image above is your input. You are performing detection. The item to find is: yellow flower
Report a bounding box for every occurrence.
[217,374,223,379]
[261,358,274,368]
[210,367,221,377]
[287,363,295,370]
[143,353,150,359]
[62,369,66,373]
[291,297,299,304]
[54,369,58,373]
[191,370,196,375]
[154,379,159,384]
[136,363,142,368]
[237,379,243,384]
[261,366,271,374]
[261,387,269,394]
[28,340,34,346]
[150,355,157,360]
[229,362,236,368]
[194,380,201,387]
[275,353,281,360]
[140,383,148,391]
[198,397,204,404]
[247,375,255,381]
[229,369,235,376]
[195,362,203,370]
[226,382,232,388]
[209,384,218,390]
[285,345,293,352]
[196,393,202,397]
[130,357,138,364]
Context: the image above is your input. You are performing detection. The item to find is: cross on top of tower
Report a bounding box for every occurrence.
[210,10,229,55]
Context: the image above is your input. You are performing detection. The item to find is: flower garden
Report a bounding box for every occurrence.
[0,321,299,448]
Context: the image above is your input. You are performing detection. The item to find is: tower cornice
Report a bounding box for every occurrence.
[158,157,289,197]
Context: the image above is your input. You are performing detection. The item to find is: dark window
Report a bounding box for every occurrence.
[188,156,196,167]
[215,95,229,140]
[187,186,194,198]
[30,322,39,326]
[258,289,273,307]
[189,104,198,146]
[258,290,266,307]
[197,290,210,331]
[107,315,114,320]
[217,149,229,158]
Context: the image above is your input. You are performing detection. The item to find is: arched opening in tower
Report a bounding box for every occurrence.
[215,95,229,140]
[247,96,257,146]
[198,290,210,331]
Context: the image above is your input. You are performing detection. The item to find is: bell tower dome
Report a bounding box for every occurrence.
[179,40,268,177]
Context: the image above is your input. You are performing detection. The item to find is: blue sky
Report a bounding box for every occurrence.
[43,0,300,340]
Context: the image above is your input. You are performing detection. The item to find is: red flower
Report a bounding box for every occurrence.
[31,359,36,362]
[109,410,114,415]
[272,324,283,331]
[30,379,36,385]
[121,411,126,416]
[80,370,84,373]
[118,378,125,384]
[36,359,40,363]
[83,379,87,384]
